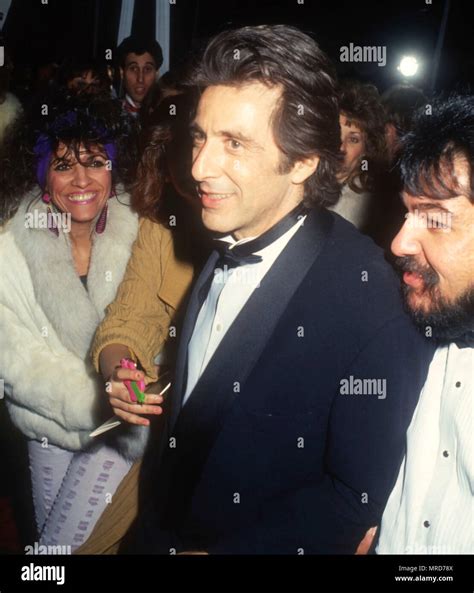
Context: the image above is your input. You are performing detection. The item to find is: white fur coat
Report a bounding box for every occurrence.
[0,189,149,459]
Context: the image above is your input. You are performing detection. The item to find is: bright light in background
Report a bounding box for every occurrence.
[398,56,420,77]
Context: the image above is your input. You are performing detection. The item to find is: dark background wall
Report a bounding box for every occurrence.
[1,0,473,93]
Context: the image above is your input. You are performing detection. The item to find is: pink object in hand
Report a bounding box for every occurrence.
[120,358,146,403]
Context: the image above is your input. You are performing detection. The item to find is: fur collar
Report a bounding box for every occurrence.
[10,188,139,359]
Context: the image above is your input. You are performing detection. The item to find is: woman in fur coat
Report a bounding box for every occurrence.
[0,92,151,550]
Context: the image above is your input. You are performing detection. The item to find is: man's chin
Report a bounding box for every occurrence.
[405,289,432,313]
[201,210,233,234]
[129,94,143,105]
[404,286,474,341]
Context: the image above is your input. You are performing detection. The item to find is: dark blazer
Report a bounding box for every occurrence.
[132,207,435,554]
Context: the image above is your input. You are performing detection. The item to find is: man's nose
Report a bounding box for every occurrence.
[391,214,422,257]
[191,141,220,182]
[137,68,144,83]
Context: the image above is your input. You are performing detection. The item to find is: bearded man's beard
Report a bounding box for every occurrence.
[395,256,474,342]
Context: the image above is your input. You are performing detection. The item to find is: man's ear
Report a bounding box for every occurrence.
[290,155,320,185]
[119,67,124,81]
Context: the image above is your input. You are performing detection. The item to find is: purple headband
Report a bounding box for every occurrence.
[33,112,117,189]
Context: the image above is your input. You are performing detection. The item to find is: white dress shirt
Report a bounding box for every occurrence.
[183,215,306,405]
[377,343,473,554]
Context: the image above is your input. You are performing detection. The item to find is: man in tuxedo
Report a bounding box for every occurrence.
[122,25,434,554]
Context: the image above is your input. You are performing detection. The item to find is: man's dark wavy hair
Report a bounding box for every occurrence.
[117,36,164,70]
[0,90,139,222]
[399,95,474,202]
[184,24,342,209]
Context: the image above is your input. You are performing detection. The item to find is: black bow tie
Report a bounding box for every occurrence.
[213,202,308,270]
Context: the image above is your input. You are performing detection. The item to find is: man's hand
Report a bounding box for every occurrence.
[106,366,164,426]
[355,526,377,554]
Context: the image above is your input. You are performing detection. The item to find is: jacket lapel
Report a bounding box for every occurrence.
[169,250,220,428]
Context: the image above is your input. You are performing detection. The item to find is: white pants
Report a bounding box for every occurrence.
[28,440,132,551]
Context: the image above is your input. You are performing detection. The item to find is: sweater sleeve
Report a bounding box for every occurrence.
[91,218,194,381]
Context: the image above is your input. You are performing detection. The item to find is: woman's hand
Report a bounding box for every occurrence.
[106,366,164,426]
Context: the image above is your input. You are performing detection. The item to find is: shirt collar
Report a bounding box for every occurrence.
[218,214,307,253]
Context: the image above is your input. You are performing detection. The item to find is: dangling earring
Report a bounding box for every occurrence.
[43,193,58,236]
[47,206,59,237]
[95,189,116,234]
[95,202,108,234]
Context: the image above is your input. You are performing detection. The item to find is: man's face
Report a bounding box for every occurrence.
[191,83,314,239]
[391,157,474,339]
[338,113,366,182]
[121,52,157,105]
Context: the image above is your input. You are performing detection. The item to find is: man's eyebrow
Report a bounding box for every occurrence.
[190,122,204,135]
[126,61,155,67]
[412,202,453,213]
[190,123,263,149]
[218,129,260,146]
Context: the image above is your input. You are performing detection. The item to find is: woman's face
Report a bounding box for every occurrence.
[47,142,112,224]
[338,113,367,182]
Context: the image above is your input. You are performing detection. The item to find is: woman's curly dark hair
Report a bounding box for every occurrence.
[131,92,195,222]
[339,80,388,193]
[0,90,139,222]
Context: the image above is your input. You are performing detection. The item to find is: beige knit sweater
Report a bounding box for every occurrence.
[91,216,195,381]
